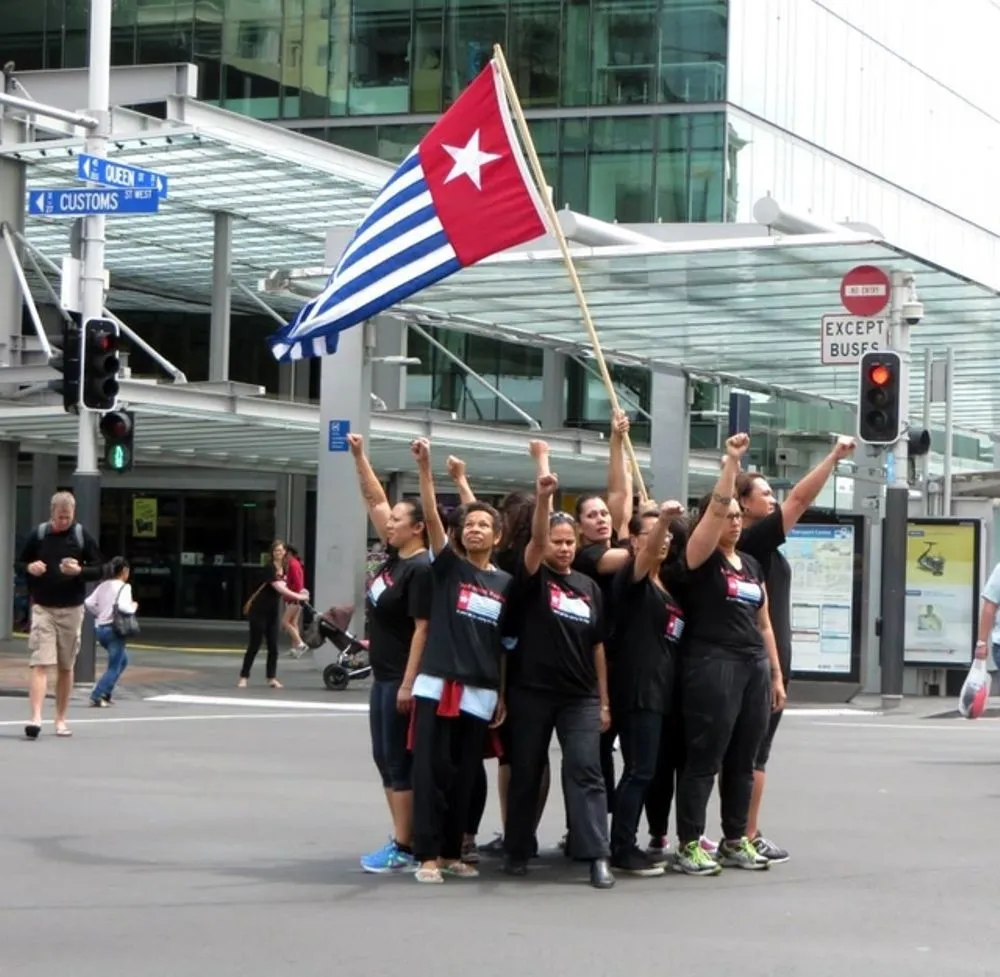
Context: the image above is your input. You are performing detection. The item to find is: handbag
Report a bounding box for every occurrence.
[112,583,140,638]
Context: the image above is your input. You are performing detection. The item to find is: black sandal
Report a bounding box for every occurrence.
[24,724,40,740]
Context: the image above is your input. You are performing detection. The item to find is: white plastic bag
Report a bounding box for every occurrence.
[958,658,992,719]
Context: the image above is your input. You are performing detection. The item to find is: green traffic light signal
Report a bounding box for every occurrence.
[105,443,130,472]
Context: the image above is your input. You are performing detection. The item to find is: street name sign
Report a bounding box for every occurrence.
[28,188,161,217]
[78,153,169,198]
[820,313,889,365]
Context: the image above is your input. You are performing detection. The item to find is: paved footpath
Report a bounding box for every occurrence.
[1,692,999,977]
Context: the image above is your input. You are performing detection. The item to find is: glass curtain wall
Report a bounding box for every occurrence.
[10,1,726,117]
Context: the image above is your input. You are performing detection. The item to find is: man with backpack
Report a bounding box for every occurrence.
[16,491,103,739]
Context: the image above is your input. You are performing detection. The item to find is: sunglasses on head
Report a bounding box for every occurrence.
[550,511,576,526]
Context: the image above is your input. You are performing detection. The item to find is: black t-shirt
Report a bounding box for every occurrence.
[573,536,630,646]
[739,510,792,680]
[249,563,283,623]
[508,562,603,698]
[420,544,512,690]
[366,551,433,682]
[611,558,685,713]
[671,549,766,658]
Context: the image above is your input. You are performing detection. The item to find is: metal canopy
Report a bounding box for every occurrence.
[384,233,1000,433]
[4,96,396,316]
[0,382,723,490]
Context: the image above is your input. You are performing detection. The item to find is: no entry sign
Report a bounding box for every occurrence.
[841,265,891,317]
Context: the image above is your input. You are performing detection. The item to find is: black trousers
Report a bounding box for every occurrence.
[675,652,771,844]
[610,709,662,857]
[505,686,609,862]
[645,682,686,839]
[411,697,488,864]
[599,725,618,814]
[466,761,488,836]
[240,615,279,680]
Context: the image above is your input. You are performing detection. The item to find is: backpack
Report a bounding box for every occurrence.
[37,521,85,551]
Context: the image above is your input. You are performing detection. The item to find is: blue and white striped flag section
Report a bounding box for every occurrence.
[268,59,548,362]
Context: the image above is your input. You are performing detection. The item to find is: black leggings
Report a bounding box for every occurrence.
[675,652,771,844]
[645,682,686,839]
[466,762,488,836]
[411,697,488,863]
[240,615,279,680]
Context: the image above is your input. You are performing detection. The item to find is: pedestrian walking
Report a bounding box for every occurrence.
[84,557,138,707]
[17,491,103,739]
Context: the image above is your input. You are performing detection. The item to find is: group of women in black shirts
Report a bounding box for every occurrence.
[347,415,856,888]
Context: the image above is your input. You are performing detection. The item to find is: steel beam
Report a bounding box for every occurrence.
[11,63,199,112]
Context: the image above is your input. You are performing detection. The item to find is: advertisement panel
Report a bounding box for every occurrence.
[904,519,980,668]
[783,518,862,679]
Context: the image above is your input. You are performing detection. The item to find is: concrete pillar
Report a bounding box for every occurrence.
[315,322,372,625]
[541,349,566,429]
[31,454,60,524]
[0,443,17,639]
[209,212,232,382]
[650,367,690,503]
[0,137,25,641]
[371,316,408,412]
[276,358,310,550]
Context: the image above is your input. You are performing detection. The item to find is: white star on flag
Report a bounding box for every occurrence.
[441,130,502,190]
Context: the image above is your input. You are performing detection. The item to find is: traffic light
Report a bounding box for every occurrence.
[99,409,134,473]
[81,317,121,412]
[50,314,82,414]
[857,350,902,445]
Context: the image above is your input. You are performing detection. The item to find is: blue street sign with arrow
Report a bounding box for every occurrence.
[27,188,161,217]
[77,153,168,199]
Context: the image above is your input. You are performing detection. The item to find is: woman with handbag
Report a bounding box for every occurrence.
[84,556,139,707]
[239,540,309,689]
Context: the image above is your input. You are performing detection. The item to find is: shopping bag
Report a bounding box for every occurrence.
[958,658,992,719]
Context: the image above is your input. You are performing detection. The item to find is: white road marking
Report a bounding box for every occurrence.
[783,708,880,717]
[145,693,369,712]
[0,711,365,727]
[814,720,996,731]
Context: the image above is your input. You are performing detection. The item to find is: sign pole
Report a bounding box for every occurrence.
[879,269,917,709]
[73,0,113,685]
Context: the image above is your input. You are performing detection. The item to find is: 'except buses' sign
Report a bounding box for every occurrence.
[820,314,889,366]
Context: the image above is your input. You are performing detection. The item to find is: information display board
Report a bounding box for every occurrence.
[783,514,863,681]
[903,518,980,668]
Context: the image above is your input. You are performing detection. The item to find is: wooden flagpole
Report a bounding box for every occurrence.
[492,44,650,502]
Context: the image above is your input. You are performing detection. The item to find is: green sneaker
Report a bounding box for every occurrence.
[672,840,722,876]
[718,836,769,871]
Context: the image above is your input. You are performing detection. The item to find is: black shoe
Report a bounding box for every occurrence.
[611,847,666,877]
[24,724,40,740]
[479,834,505,858]
[503,857,528,877]
[589,858,615,889]
[531,836,539,858]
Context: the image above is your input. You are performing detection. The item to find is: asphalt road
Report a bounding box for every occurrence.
[0,694,997,977]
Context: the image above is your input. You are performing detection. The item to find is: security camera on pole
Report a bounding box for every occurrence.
[846,264,923,707]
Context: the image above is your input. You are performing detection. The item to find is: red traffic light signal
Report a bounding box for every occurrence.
[81,318,121,412]
[868,363,892,387]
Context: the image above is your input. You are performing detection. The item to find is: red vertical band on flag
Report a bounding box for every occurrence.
[418,60,548,267]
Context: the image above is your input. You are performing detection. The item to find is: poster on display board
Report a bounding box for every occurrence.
[903,519,980,668]
[783,514,863,681]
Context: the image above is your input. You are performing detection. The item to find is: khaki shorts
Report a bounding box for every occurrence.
[28,604,85,670]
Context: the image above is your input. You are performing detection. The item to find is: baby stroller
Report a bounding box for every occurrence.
[302,604,372,691]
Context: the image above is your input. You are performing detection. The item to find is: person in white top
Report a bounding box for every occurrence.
[84,557,138,707]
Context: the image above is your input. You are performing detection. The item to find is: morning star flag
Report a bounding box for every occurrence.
[268,60,550,361]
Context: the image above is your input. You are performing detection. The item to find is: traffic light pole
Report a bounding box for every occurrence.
[879,269,917,707]
[73,0,113,685]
